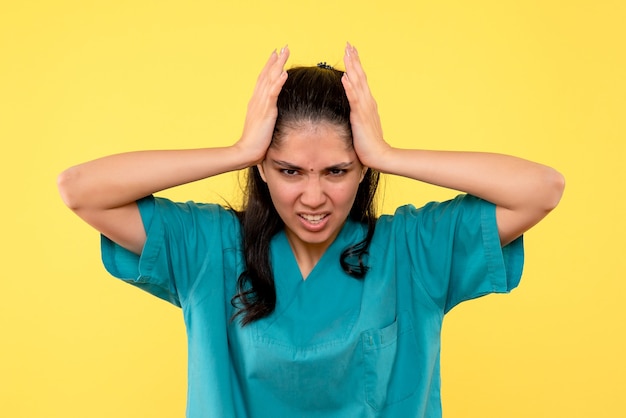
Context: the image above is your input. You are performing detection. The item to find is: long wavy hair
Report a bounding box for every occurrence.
[232,65,380,325]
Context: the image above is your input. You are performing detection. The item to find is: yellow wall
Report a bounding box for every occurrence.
[2,1,624,416]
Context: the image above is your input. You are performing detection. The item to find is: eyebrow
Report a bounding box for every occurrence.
[271,159,355,171]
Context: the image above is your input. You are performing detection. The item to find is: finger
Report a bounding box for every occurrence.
[254,46,289,97]
[343,43,356,88]
[265,46,289,97]
[342,45,360,105]
[257,45,288,83]
[343,44,371,104]
[343,43,354,79]
[277,45,290,68]
[251,50,278,99]
[257,49,279,82]
[345,44,367,86]
[267,45,289,78]
[344,44,369,95]
[341,72,354,105]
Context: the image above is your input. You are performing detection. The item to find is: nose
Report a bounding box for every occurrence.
[300,176,327,208]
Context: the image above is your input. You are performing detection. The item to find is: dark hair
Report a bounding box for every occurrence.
[232,66,380,325]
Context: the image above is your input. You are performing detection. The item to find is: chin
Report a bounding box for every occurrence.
[306,228,342,247]
[297,233,331,246]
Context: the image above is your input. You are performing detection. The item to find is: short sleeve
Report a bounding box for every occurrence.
[394,194,524,313]
[100,196,241,307]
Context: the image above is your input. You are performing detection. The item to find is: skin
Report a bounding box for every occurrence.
[341,43,565,246]
[57,47,291,255]
[257,123,366,278]
[57,44,565,276]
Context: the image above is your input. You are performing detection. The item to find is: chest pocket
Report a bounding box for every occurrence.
[361,311,420,410]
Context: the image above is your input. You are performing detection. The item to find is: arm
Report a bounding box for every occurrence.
[58,47,290,254]
[341,43,565,246]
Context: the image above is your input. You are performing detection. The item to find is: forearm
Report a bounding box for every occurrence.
[58,145,255,211]
[373,147,565,212]
[343,44,564,245]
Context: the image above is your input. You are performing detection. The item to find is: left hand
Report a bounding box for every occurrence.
[341,43,391,169]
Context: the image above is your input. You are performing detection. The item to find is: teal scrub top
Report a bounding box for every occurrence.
[101,194,524,417]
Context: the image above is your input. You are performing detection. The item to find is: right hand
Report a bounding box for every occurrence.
[236,46,290,165]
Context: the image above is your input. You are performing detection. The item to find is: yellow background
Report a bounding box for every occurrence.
[1,1,624,417]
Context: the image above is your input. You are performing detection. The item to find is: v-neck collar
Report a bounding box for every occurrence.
[270,218,363,283]
[272,229,338,282]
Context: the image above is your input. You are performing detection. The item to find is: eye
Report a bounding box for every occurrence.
[328,168,347,176]
[280,169,299,176]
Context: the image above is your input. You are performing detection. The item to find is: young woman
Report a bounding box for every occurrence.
[58,44,565,417]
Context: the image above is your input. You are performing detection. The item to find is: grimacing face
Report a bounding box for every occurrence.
[258,122,366,257]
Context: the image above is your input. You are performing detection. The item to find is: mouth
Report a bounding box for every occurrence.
[299,213,328,224]
[298,213,329,230]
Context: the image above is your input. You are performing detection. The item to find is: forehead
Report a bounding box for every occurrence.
[273,122,351,150]
[267,122,357,168]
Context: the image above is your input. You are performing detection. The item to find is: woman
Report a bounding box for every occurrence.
[58,44,565,417]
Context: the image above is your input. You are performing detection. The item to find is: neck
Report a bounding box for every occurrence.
[284,234,331,280]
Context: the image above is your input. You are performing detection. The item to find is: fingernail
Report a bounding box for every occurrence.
[280,45,288,56]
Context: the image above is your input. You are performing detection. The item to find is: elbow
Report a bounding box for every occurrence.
[57,166,83,210]
[542,167,566,212]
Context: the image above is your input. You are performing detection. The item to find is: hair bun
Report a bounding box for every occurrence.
[316,62,334,70]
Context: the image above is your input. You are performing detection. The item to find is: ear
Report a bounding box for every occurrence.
[257,162,268,183]
[359,166,368,183]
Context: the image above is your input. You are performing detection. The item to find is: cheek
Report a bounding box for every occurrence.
[266,179,299,205]
[330,181,361,206]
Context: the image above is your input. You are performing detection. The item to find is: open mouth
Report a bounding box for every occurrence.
[299,213,328,225]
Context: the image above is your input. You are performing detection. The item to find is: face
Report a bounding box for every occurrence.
[258,122,366,256]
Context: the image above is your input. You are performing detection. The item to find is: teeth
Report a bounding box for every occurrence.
[301,214,326,223]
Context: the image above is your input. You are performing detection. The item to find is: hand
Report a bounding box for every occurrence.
[341,43,391,169]
[236,46,290,165]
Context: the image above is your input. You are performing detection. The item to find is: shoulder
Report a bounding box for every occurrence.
[371,195,495,254]
[140,196,242,245]
[150,196,239,223]
[376,194,489,228]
